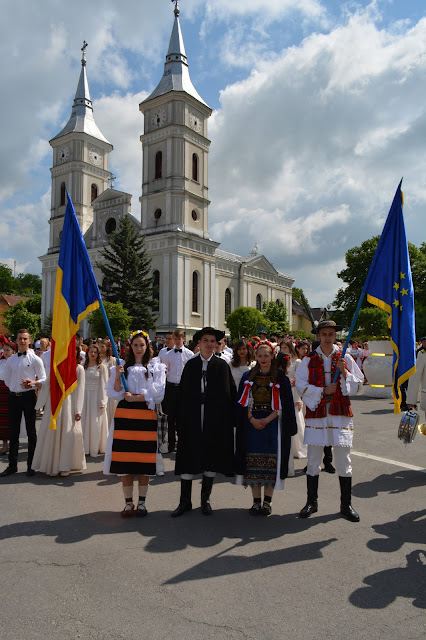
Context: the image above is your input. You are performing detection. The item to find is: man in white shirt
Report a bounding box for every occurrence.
[159,332,175,363]
[1,328,46,477]
[214,338,232,363]
[162,330,193,452]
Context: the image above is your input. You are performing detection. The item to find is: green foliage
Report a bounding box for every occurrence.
[97,216,157,331]
[292,287,308,306]
[24,294,41,315]
[88,301,131,341]
[354,307,389,338]
[226,306,265,341]
[3,302,41,338]
[262,300,290,336]
[333,238,426,337]
[0,264,14,294]
[13,273,42,295]
[292,329,314,339]
[42,311,53,336]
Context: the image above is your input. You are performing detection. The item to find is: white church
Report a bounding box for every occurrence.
[40,4,294,340]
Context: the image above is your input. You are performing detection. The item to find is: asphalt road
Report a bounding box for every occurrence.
[0,392,425,640]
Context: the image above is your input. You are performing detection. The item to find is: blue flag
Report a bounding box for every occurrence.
[363,180,416,413]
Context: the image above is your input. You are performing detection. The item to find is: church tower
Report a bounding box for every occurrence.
[40,43,113,322]
[47,42,113,254]
[139,2,219,333]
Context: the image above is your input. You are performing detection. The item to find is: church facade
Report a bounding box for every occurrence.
[39,7,294,339]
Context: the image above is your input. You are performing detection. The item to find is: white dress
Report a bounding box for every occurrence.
[81,364,109,456]
[103,361,166,476]
[102,357,124,427]
[287,358,307,460]
[229,361,255,389]
[32,365,86,475]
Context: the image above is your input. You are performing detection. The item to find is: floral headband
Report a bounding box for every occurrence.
[130,330,151,344]
[254,341,274,351]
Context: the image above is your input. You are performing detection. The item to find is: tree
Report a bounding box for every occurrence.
[88,301,131,340]
[354,307,389,338]
[41,311,53,337]
[262,300,290,336]
[13,273,42,295]
[0,264,14,294]
[3,302,41,337]
[24,293,41,315]
[97,216,157,330]
[333,237,426,336]
[226,306,265,341]
[292,287,308,306]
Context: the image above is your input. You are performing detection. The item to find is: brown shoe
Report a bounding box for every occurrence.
[120,502,135,518]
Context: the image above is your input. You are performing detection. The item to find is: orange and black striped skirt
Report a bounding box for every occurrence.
[110,400,157,475]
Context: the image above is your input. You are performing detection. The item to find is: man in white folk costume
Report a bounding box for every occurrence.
[295,321,363,522]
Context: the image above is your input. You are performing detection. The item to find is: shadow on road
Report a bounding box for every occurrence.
[353,470,426,498]
[349,550,426,609]
[367,510,426,553]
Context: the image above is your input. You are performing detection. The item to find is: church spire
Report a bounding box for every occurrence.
[51,41,111,144]
[141,3,209,107]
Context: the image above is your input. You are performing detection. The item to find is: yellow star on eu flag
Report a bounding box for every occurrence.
[393,282,399,290]
[400,272,406,279]
[393,298,400,308]
[401,288,408,296]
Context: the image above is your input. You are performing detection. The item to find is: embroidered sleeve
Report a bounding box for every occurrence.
[106,366,125,401]
[144,363,166,408]
[295,356,323,411]
[341,354,364,396]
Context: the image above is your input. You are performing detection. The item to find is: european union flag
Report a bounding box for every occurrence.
[50,191,100,429]
[363,180,416,413]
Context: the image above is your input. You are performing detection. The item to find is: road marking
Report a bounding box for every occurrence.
[351,450,426,472]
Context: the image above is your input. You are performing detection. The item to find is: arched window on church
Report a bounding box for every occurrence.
[155,151,162,179]
[91,184,98,202]
[225,288,232,319]
[276,298,281,305]
[192,271,199,313]
[152,270,160,312]
[256,293,262,311]
[60,182,66,206]
[192,153,199,181]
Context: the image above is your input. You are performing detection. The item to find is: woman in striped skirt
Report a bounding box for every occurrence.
[103,331,166,517]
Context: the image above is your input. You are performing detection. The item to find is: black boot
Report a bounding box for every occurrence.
[201,475,214,516]
[339,476,360,522]
[171,479,192,517]
[299,475,319,518]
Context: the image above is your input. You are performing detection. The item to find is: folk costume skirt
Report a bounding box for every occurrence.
[244,409,278,488]
[109,400,157,476]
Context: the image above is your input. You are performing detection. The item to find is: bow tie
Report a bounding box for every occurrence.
[174,348,182,353]
[18,351,27,357]
[216,352,222,357]
[167,347,172,351]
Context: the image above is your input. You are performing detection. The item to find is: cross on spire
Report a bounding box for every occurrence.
[81,40,88,66]
[109,174,117,189]
[171,0,180,17]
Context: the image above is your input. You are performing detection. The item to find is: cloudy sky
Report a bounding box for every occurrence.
[1,0,425,307]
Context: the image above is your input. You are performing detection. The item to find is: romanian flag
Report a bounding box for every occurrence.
[362,180,416,413]
[50,192,100,429]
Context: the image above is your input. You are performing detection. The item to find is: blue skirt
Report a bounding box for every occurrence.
[244,409,278,487]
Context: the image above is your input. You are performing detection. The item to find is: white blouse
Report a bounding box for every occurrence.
[106,361,166,410]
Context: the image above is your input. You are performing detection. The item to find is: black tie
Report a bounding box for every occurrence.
[18,351,27,357]
[216,352,222,357]
[167,347,172,351]
[174,348,182,353]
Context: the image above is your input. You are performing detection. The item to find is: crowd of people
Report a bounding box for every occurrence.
[0,325,424,523]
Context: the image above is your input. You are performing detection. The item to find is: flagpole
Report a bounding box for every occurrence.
[332,291,365,383]
[97,298,129,392]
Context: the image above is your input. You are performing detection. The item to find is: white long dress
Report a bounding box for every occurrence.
[81,363,109,456]
[287,358,308,460]
[103,361,166,476]
[102,357,124,427]
[229,361,255,389]
[32,365,86,475]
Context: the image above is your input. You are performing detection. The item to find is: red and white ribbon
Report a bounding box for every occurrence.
[270,382,281,411]
[238,380,253,406]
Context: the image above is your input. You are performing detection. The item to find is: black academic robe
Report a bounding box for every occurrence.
[175,353,237,476]
[235,369,297,480]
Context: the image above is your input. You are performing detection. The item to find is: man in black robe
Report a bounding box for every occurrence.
[171,327,237,517]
